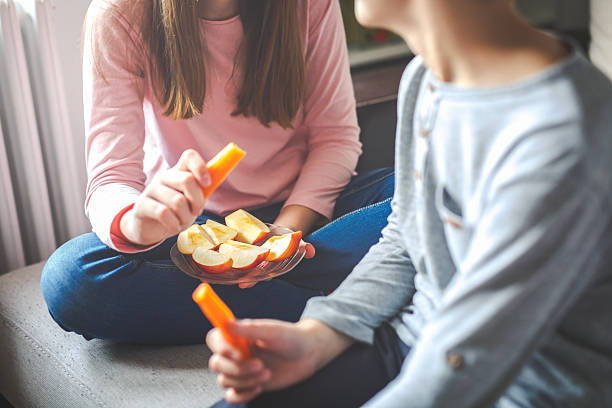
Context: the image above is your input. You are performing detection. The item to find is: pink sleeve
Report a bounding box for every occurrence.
[83,1,153,252]
[283,0,362,219]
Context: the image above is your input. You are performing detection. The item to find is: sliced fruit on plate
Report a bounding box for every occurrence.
[203,220,238,245]
[225,209,270,244]
[192,248,233,273]
[218,240,270,270]
[177,224,217,255]
[261,231,303,262]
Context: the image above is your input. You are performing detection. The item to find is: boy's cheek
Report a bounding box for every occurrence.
[354,0,408,30]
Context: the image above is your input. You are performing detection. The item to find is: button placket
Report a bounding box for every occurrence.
[414,81,440,188]
[446,351,465,370]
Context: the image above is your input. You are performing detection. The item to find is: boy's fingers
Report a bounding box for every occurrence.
[225,387,263,405]
[228,319,289,344]
[206,329,241,360]
[209,354,264,377]
[217,368,270,389]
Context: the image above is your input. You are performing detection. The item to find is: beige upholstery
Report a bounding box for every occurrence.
[0,263,223,408]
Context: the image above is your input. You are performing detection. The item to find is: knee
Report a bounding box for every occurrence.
[40,233,124,337]
[362,167,395,201]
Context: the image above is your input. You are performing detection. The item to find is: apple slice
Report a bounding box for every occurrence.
[225,209,270,244]
[192,248,233,274]
[218,240,270,270]
[203,220,238,245]
[261,231,303,262]
[177,224,216,255]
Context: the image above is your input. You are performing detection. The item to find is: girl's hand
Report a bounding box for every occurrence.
[121,150,211,246]
[206,318,353,404]
[273,205,323,235]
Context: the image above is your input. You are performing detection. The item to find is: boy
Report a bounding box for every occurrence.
[208,0,612,406]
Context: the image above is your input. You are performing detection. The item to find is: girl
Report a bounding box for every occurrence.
[206,0,612,407]
[40,0,394,344]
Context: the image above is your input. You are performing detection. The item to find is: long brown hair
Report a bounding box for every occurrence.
[142,0,305,128]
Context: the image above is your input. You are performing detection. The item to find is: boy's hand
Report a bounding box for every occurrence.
[121,150,210,246]
[207,318,353,404]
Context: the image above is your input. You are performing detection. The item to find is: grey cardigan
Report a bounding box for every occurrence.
[303,51,612,407]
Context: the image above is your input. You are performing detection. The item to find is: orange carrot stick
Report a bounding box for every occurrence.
[192,283,251,358]
[204,143,246,198]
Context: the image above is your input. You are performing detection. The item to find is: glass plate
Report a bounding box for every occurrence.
[170,224,306,285]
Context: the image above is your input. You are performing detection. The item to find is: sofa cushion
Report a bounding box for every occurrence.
[0,263,223,408]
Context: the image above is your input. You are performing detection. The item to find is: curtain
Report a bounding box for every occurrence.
[591,0,612,79]
[0,0,88,274]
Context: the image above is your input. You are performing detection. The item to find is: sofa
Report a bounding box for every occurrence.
[0,60,403,408]
[2,16,606,404]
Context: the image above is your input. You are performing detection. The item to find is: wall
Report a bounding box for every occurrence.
[50,0,90,192]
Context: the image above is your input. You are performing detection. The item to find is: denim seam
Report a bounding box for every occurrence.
[340,172,394,199]
[141,260,180,269]
[0,315,108,407]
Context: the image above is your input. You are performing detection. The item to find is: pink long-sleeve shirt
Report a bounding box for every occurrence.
[83,0,362,252]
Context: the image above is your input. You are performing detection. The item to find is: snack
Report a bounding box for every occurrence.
[192,248,233,273]
[177,224,217,255]
[225,209,270,244]
[192,283,251,358]
[203,220,238,245]
[262,231,302,262]
[218,240,270,269]
[204,143,246,198]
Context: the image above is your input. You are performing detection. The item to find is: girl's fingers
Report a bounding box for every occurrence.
[239,282,257,289]
[304,243,316,259]
[134,197,181,233]
[225,386,263,405]
[146,184,194,228]
[161,171,206,217]
[176,149,211,188]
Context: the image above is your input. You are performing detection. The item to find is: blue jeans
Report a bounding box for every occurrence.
[41,169,394,345]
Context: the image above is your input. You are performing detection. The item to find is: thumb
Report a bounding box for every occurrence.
[304,243,316,259]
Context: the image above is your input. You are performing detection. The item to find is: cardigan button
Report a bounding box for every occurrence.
[441,217,463,229]
[447,352,465,370]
